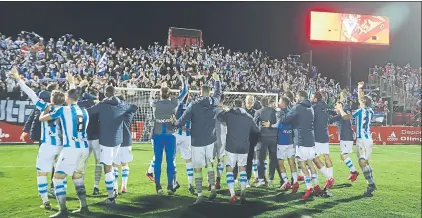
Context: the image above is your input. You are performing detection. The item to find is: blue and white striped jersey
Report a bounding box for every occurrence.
[50,104,90,148]
[35,100,62,146]
[176,102,191,136]
[352,107,374,139]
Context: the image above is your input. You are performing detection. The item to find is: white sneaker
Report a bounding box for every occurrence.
[246,180,251,188]
[255,179,266,187]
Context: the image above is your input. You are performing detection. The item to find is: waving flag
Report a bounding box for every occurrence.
[97,52,108,72]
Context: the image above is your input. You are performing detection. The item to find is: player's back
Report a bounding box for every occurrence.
[353,107,374,139]
[218,107,259,154]
[40,105,63,146]
[312,101,329,143]
[288,100,315,147]
[189,96,219,147]
[56,104,89,148]
[90,96,135,147]
[152,98,179,135]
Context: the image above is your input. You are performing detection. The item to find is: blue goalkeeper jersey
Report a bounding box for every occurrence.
[276,109,293,145]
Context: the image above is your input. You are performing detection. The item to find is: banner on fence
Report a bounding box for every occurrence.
[1,100,420,144]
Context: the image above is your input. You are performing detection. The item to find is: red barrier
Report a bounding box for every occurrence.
[0,121,34,143]
[329,126,421,145]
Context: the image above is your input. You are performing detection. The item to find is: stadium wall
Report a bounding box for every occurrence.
[0,100,420,145]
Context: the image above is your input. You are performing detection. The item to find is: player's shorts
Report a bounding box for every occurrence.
[191,143,214,168]
[88,139,100,161]
[213,137,226,160]
[356,138,373,160]
[315,142,330,155]
[100,144,121,166]
[225,151,248,167]
[113,146,133,164]
[36,143,63,172]
[55,147,89,176]
[340,140,354,155]
[277,144,295,160]
[296,146,316,161]
[174,133,191,160]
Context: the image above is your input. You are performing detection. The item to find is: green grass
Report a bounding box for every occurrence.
[0,144,420,218]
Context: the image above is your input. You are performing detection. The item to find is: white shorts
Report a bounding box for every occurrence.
[340,140,354,155]
[174,133,192,160]
[36,143,63,172]
[277,144,295,160]
[100,144,121,166]
[225,151,248,167]
[356,138,373,160]
[113,146,133,164]
[296,146,316,161]
[88,139,101,161]
[55,147,89,175]
[315,142,330,155]
[191,144,214,168]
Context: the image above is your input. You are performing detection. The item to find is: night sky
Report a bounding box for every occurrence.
[0,1,420,85]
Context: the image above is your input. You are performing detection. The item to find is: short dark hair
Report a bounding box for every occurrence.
[161,87,170,99]
[363,96,372,107]
[280,97,290,106]
[67,88,79,101]
[313,92,323,101]
[297,91,308,100]
[46,83,57,92]
[201,85,211,96]
[51,90,65,105]
[105,86,115,98]
[261,97,270,107]
[284,91,294,102]
[234,99,243,107]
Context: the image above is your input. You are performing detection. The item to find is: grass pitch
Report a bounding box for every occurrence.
[0,144,420,218]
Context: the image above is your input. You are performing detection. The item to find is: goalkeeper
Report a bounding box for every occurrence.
[149,76,188,195]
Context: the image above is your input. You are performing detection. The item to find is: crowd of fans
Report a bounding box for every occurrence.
[0,32,418,118]
[370,63,421,98]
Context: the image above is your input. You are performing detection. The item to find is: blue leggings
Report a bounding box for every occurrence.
[153,134,176,187]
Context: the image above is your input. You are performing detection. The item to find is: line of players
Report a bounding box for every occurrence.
[143,73,377,204]
[10,67,138,218]
[10,66,377,215]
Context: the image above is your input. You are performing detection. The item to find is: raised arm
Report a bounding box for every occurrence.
[357,81,365,102]
[175,76,188,102]
[174,103,194,128]
[212,72,222,105]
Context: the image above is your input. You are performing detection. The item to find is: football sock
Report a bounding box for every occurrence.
[147,157,155,174]
[304,176,312,190]
[291,172,298,183]
[311,173,318,185]
[122,166,129,188]
[53,178,67,211]
[281,172,289,184]
[113,167,119,191]
[94,164,102,188]
[320,166,331,179]
[239,171,247,193]
[226,172,235,197]
[344,158,356,172]
[104,172,115,198]
[186,162,194,186]
[217,161,224,178]
[194,172,203,196]
[363,165,375,185]
[252,159,258,179]
[73,178,87,208]
[207,165,215,190]
[327,167,334,178]
[37,176,49,203]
